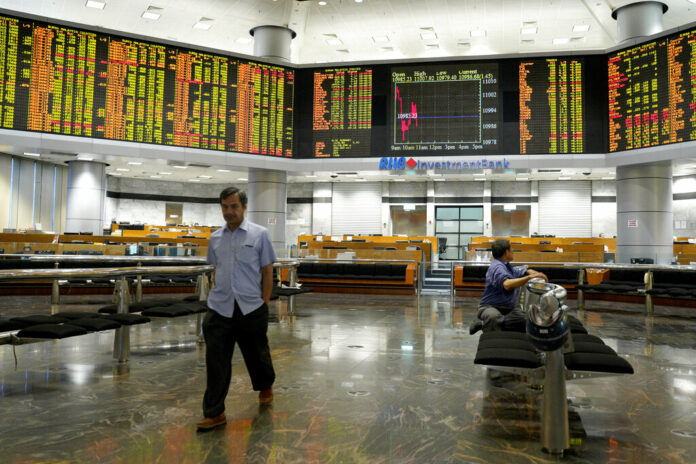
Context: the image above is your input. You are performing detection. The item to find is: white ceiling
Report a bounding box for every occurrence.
[4,0,696,65]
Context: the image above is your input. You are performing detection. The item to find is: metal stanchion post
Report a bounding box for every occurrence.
[287,266,298,316]
[645,270,654,316]
[542,349,570,455]
[135,262,143,303]
[113,276,131,363]
[51,262,60,306]
[576,268,585,310]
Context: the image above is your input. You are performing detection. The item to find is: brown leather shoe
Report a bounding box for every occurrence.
[259,387,273,405]
[196,413,226,430]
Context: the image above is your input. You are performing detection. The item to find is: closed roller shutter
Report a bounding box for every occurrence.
[331,182,382,235]
[538,181,591,237]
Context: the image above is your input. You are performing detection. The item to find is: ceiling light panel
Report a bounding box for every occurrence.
[85,0,105,9]
[372,35,389,43]
[573,24,590,33]
[470,30,486,37]
[193,17,214,30]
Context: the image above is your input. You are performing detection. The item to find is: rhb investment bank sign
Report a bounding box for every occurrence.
[379,157,510,170]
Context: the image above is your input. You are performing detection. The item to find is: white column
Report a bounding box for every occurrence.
[65,160,106,235]
[247,168,287,257]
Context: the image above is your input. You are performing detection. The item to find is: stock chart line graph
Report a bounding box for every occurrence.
[390,64,499,153]
[393,80,482,145]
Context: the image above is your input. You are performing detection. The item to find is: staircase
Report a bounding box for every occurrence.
[420,261,453,295]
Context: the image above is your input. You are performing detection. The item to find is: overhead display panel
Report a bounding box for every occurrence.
[0,13,294,157]
[608,28,696,152]
[518,58,584,154]
[389,63,500,155]
[312,66,372,157]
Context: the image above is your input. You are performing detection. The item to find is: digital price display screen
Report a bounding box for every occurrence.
[519,58,584,154]
[0,13,294,156]
[389,63,500,155]
[312,66,372,157]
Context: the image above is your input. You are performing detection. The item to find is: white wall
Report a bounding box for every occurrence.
[591,180,617,237]
[673,176,696,237]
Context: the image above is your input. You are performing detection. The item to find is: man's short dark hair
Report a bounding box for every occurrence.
[219,187,247,207]
[491,238,511,259]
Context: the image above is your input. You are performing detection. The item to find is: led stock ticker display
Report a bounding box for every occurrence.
[312,66,372,157]
[0,14,294,156]
[608,28,696,152]
[519,58,584,154]
[390,63,500,154]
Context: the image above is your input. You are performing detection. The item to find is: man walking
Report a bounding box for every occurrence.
[197,187,277,430]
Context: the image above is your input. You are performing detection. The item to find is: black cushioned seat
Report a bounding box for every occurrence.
[313,262,328,277]
[100,314,151,325]
[0,320,26,332]
[297,262,314,277]
[477,338,536,352]
[480,331,529,341]
[183,295,201,302]
[572,342,617,355]
[474,348,542,368]
[55,311,101,320]
[373,263,393,279]
[564,352,634,374]
[141,305,193,317]
[91,278,114,284]
[17,323,88,339]
[171,275,196,284]
[354,263,376,278]
[67,279,89,284]
[272,287,313,297]
[147,276,172,284]
[325,263,345,278]
[389,264,408,279]
[69,318,121,331]
[461,266,487,282]
[10,315,70,327]
[571,334,605,345]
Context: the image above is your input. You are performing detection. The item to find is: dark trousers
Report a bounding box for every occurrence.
[202,301,275,418]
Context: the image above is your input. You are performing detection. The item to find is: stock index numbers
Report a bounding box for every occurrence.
[519,58,584,154]
[608,28,696,152]
[0,14,294,156]
[390,63,500,154]
[312,67,372,157]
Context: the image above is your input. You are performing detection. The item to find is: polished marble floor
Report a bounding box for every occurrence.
[0,292,695,463]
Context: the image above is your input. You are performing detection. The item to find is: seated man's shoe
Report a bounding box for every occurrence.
[196,413,226,430]
[469,319,483,335]
[259,387,274,405]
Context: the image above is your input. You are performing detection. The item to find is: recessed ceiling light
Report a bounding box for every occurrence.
[216,169,231,172]
[85,0,105,9]
[521,26,537,35]
[306,175,317,178]
[77,155,94,161]
[355,0,363,3]
[325,37,343,46]
[433,178,445,182]
[237,178,248,181]
[318,1,327,5]
[116,168,129,172]
[470,30,486,37]
[141,7,162,20]
[336,49,350,54]
[553,37,570,45]
[110,172,121,176]
[317,180,328,182]
[516,177,529,181]
[473,172,486,176]
[573,24,590,33]
[235,37,252,44]
[394,178,406,182]
[601,176,615,180]
[457,40,471,47]
[355,179,366,182]
[193,17,213,30]
[199,175,212,179]
[558,176,571,180]
[425,43,439,49]
[23,152,41,157]
[150,175,161,178]
[420,31,437,41]
[379,47,394,52]
[521,39,535,45]
[188,179,200,182]
[172,165,188,169]
[372,35,389,43]
[127,161,142,165]
[158,171,171,175]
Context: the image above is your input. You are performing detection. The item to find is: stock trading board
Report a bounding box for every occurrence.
[0,14,294,156]
[519,58,584,154]
[608,28,696,152]
[389,63,500,155]
[312,67,372,157]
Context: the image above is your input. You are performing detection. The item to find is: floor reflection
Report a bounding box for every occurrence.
[0,292,695,463]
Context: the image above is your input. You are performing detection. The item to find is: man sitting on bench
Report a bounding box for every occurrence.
[469,238,547,335]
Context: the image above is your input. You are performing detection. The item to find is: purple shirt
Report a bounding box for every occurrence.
[479,258,528,310]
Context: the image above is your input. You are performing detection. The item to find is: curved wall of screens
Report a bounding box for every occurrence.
[0,13,294,157]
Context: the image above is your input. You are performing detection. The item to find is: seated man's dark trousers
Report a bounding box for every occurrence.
[476,304,526,332]
[202,300,275,418]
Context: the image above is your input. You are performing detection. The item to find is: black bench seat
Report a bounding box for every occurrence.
[297,262,409,281]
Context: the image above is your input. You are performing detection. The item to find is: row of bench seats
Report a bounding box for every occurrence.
[455,266,579,286]
[298,262,409,281]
